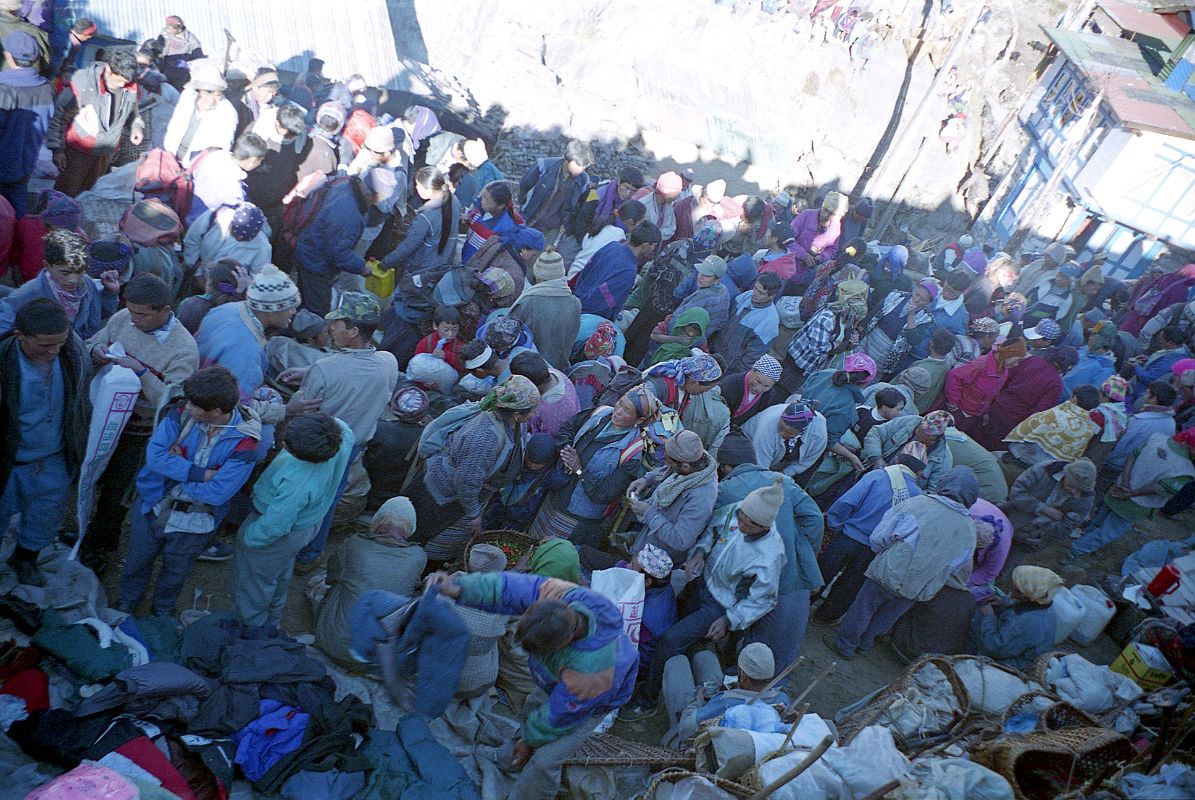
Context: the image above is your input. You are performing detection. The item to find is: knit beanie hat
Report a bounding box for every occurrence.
[229,203,266,242]
[533,249,565,282]
[468,543,507,573]
[247,264,300,312]
[740,478,784,528]
[317,101,347,131]
[1062,457,1096,493]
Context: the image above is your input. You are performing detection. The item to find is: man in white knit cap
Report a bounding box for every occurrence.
[623,478,786,719]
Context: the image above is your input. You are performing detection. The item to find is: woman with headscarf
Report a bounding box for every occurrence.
[648,306,709,366]
[939,338,1027,439]
[315,497,427,666]
[781,280,870,393]
[864,245,912,312]
[862,279,937,379]
[720,355,786,428]
[802,353,878,450]
[975,344,1075,450]
[532,386,662,547]
[410,375,541,549]
[946,316,1001,370]
[1121,263,1195,337]
[643,354,731,453]
[973,565,1063,669]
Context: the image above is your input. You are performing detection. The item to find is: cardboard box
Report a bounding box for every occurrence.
[1110,642,1173,691]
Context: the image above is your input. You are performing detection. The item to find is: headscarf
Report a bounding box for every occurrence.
[843,353,877,384]
[994,338,1027,369]
[620,385,662,424]
[1170,358,1195,381]
[405,106,441,150]
[917,278,940,301]
[1100,375,1128,402]
[528,538,581,583]
[370,497,416,538]
[879,246,908,277]
[752,354,783,382]
[676,353,722,384]
[652,307,710,365]
[480,267,516,300]
[1012,565,1065,605]
[584,321,618,359]
[484,315,524,356]
[919,409,954,437]
[636,544,673,580]
[935,466,979,507]
[1080,265,1105,287]
[479,374,540,413]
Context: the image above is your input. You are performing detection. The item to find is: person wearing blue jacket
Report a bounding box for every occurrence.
[714,432,825,669]
[293,168,396,316]
[0,31,54,216]
[519,140,593,245]
[573,221,661,320]
[1062,322,1117,402]
[912,271,972,360]
[117,366,261,616]
[434,570,638,800]
[0,229,118,340]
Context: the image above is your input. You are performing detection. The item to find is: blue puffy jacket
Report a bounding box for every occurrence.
[0,68,54,183]
[294,177,369,277]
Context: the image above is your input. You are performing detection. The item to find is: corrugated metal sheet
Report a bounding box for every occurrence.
[64,0,409,87]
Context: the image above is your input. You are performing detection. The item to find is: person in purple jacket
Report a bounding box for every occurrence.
[433,570,638,800]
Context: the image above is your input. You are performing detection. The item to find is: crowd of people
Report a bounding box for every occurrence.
[1,8,1195,799]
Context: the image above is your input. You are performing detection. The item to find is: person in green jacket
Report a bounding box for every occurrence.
[233,412,354,627]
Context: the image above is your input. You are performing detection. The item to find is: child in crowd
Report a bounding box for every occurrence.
[486,433,567,530]
[413,305,463,371]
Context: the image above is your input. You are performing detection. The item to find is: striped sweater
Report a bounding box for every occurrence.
[456,572,638,745]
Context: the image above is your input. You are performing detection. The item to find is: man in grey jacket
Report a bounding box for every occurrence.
[1002,458,1095,545]
[826,466,978,660]
[626,430,719,563]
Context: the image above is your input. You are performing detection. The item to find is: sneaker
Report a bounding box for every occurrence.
[821,633,853,661]
[7,556,45,588]
[809,613,841,628]
[197,542,234,562]
[618,703,658,722]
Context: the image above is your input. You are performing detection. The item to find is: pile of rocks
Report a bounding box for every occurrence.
[489,127,655,183]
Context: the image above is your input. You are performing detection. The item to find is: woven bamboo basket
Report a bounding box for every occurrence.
[1028,651,1068,686]
[463,529,539,572]
[836,655,970,746]
[640,767,754,800]
[563,732,695,769]
[972,727,1134,800]
[1001,690,1100,732]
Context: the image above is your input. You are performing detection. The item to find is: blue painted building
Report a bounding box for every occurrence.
[992,4,1195,278]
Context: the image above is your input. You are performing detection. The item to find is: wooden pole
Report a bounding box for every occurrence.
[748,735,834,800]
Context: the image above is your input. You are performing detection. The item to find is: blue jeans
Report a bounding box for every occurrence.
[1070,503,1136,556]
[118,509,212,616]
[835,578,914,658]
[0,454,71,552]
[641,580,727,704]
[812,532,874,624]
[297,443,362,565]
[743,589,810,676]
